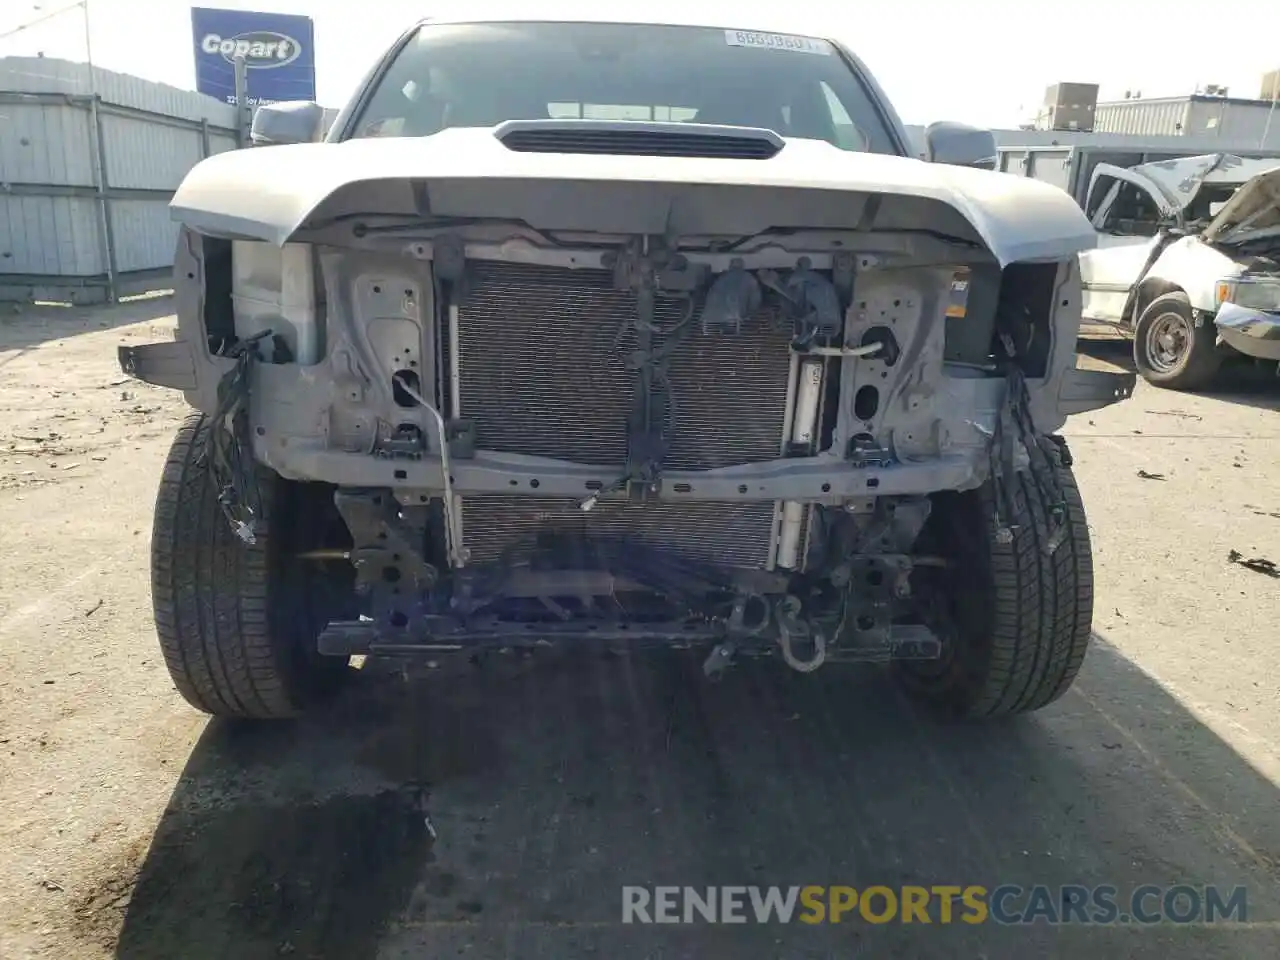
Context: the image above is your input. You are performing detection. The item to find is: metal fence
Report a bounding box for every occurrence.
[0,56,241,304]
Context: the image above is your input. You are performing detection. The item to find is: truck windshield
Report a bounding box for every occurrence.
[345,22,899,155]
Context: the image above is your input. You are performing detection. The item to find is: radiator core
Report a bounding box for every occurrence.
[453,262,797,570]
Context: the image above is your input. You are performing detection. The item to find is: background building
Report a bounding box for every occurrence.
[1014,74,1280,150]
[1095,91,1280,145]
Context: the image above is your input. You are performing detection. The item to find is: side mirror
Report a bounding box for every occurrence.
[924,121,997,170]
[250,100,325,147]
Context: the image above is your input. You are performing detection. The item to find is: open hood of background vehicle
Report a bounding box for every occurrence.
[1201,164,1280,245]
[1126,153,1280,244]
[1130,154,1280,211]
[169,125,1096,267]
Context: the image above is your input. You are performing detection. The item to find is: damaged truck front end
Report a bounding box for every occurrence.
[123,20,1132,720]
[125,125,1131,711]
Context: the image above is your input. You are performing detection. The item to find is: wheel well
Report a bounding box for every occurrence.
[1129,278,1184,326]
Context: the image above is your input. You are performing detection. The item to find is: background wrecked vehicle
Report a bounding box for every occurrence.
[1077,153,1280,389]
[119,15,1134,722]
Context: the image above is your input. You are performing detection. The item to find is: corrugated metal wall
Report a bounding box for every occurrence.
[1094,100,1190,137]
[0,57,239,303]
[1092,97,1280,149]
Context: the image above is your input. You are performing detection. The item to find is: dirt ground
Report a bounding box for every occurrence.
[1,298,1278,960]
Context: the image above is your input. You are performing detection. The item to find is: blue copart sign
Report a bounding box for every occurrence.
[191,6,316,107]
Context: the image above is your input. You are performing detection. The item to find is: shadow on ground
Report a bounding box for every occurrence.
[102,637,1280,960]
[1078,337,1280,412]
[0,294,175,360]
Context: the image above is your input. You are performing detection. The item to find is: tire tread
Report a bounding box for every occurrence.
[899,438,1094,719]
[151,413,304,719]
[966,440,1093,717]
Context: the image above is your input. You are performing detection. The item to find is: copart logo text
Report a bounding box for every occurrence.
[200,31,301,69]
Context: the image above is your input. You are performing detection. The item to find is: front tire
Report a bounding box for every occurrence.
[897,438,1093,719]
[150,413,351,719]
[1133,291,1221,390]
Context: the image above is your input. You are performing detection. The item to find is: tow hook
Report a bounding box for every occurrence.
[776,594,827,673]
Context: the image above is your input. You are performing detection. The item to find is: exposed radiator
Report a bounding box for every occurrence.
[453,262,797,570]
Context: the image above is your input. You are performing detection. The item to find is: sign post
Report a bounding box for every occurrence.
[82,0,117,301]
[233,55,251,145]
[190,7,316,109]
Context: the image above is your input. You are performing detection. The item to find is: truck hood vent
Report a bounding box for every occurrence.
[493,119,784,160]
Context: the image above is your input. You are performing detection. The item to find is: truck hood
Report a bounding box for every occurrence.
[170,125,1096,267]
[1201,164,1280,246]
[1129,153,1280,245]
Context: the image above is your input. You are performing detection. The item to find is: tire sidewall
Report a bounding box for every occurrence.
[1133,292,1218,388]
[893,489,998,716]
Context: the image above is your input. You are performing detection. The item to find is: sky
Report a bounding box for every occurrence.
[2,0,1278,128]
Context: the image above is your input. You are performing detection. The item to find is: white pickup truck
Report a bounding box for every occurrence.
[1078,153,1280,389]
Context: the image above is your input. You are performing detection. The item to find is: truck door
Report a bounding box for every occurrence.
[1078,165,1179,325]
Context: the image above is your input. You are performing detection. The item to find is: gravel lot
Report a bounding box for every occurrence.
[1,298,1278,959]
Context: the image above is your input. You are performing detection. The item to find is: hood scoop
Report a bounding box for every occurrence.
[493,119,784,160]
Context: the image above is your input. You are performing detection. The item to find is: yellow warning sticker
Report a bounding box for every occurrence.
[946,268,971,319]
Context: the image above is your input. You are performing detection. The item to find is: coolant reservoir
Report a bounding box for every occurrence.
[231,241,321,364]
